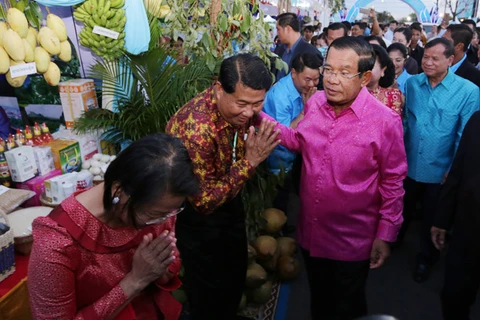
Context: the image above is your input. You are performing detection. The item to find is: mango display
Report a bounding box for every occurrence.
[0,10,72,86]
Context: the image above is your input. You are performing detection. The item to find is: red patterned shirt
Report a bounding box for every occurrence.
[368,86,404,117]
[166,86,255,214]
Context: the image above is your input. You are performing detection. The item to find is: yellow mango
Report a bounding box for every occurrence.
[23,39,34,63]
[46,14,67,42]
[6,61,27,88]
[0,47,10,74]
[3,29,25,61]
[34,47,50,73]
[0,22,7,47]
[44,61,61,86]
[26,27,38,49]
[7,8,28,38]
[38,27,61,55]
[58,41,72,62]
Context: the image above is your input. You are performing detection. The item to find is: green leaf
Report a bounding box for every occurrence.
[205,51,216,72]
[218,14,228,32]
[275,57,288,73]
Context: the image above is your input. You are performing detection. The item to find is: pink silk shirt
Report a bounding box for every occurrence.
[261,88,408,261]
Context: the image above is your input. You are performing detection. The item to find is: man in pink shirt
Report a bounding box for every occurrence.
[262,37,407,319]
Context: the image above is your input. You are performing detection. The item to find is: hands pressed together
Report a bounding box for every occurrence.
[244,118,281,168]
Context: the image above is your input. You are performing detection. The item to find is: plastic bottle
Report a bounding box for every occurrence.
[33,122,44,146]
[0,143,12,188]
[41,122,54,143]
[24,125,34,146]
[15,129,25,147]
[6,133,16,150]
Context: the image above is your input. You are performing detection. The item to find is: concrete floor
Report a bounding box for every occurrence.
[284,193,480,320]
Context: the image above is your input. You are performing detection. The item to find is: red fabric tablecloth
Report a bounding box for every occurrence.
[0,254,29,298]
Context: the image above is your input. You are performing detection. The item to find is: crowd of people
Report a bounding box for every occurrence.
[25,11,480,320]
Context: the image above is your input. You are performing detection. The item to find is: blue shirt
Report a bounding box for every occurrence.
[450,54,467,73]
[263,73,303,173]
[276,37,302,81]
[396,69,412,94]
[404,71,480,183]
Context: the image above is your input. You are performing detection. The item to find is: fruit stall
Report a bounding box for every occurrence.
[0,0,293,319]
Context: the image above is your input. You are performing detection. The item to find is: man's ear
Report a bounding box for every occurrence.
[361,71,373,87]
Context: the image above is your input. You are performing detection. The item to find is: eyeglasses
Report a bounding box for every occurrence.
[138,205,185,225]
[321,67,363,80]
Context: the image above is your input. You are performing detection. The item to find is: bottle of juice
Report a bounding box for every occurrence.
[41,122,54,143]
[33,122,44,146]
[24,125,34,146]
[15,129,25,147]
[0,143,12,187]
[6,133,16,150]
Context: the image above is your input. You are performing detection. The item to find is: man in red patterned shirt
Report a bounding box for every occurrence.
[166,54,280,320]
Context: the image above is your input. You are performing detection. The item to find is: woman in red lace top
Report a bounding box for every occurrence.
[368,44,405,116]
[28,134,199,320]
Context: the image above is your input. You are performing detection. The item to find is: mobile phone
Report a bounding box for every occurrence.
[359,7,373,14]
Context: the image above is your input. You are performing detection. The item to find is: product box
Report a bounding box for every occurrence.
[53,128,100,161]
[45,140,82,174]
[33,146,55,176]
[58,79,99,129]
[16,169,62,207]
[4,146,38,182]
[45,172,78,203]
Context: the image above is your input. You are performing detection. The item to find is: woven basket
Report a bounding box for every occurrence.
[0,210,15,282]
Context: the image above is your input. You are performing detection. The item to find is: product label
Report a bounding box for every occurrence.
[92,26,119,39]
[10,62,37,78]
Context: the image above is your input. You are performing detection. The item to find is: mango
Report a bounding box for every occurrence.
[38,27,61,55]
[0,47,10,74]
[34,47,50,73]
[43,61,61,86]
[6,61,27,88]
[46,14,67,42]
[7,8,28,38]
[3,29,25,61]
[58,41,72,62]
[26,27,38,49]
[23,39,34,63]
[0,22,7,47]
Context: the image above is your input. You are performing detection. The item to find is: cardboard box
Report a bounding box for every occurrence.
[53,129,100,161]
[4,146,38,182]
[16,169,62,207]
[58,79,99,129]
[45,140,82,174]
[33,146,55,176]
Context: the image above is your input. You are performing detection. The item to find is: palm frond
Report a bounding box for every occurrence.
[74,46,213,144]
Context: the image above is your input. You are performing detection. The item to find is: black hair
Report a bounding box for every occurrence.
[276,13,300,32]
[328,37,375,74]
[425,37,455,58]
[387,42,409,59]
[394,27,412,43]
[352,22,366,31]
[303,26,315,33]
[446,24,473,53]
[365,35,387,49]
[390,20,398,25]
[310,35,318,45]
[409,22,422,33]
[462,19,476,29]
[342,21,352,30]
[218,53,272,94]
[291,52,322,73]
[371,44,395,88]
[327,22,348,37]
[103,133,199,228]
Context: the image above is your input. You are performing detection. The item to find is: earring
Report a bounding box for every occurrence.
[112,197,120,204]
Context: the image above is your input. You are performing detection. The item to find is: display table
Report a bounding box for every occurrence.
[0,254,32,320]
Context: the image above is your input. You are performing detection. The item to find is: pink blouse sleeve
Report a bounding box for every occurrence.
[28,218,130,320]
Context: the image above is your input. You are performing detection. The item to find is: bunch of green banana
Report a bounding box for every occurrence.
[74,0,127,60]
